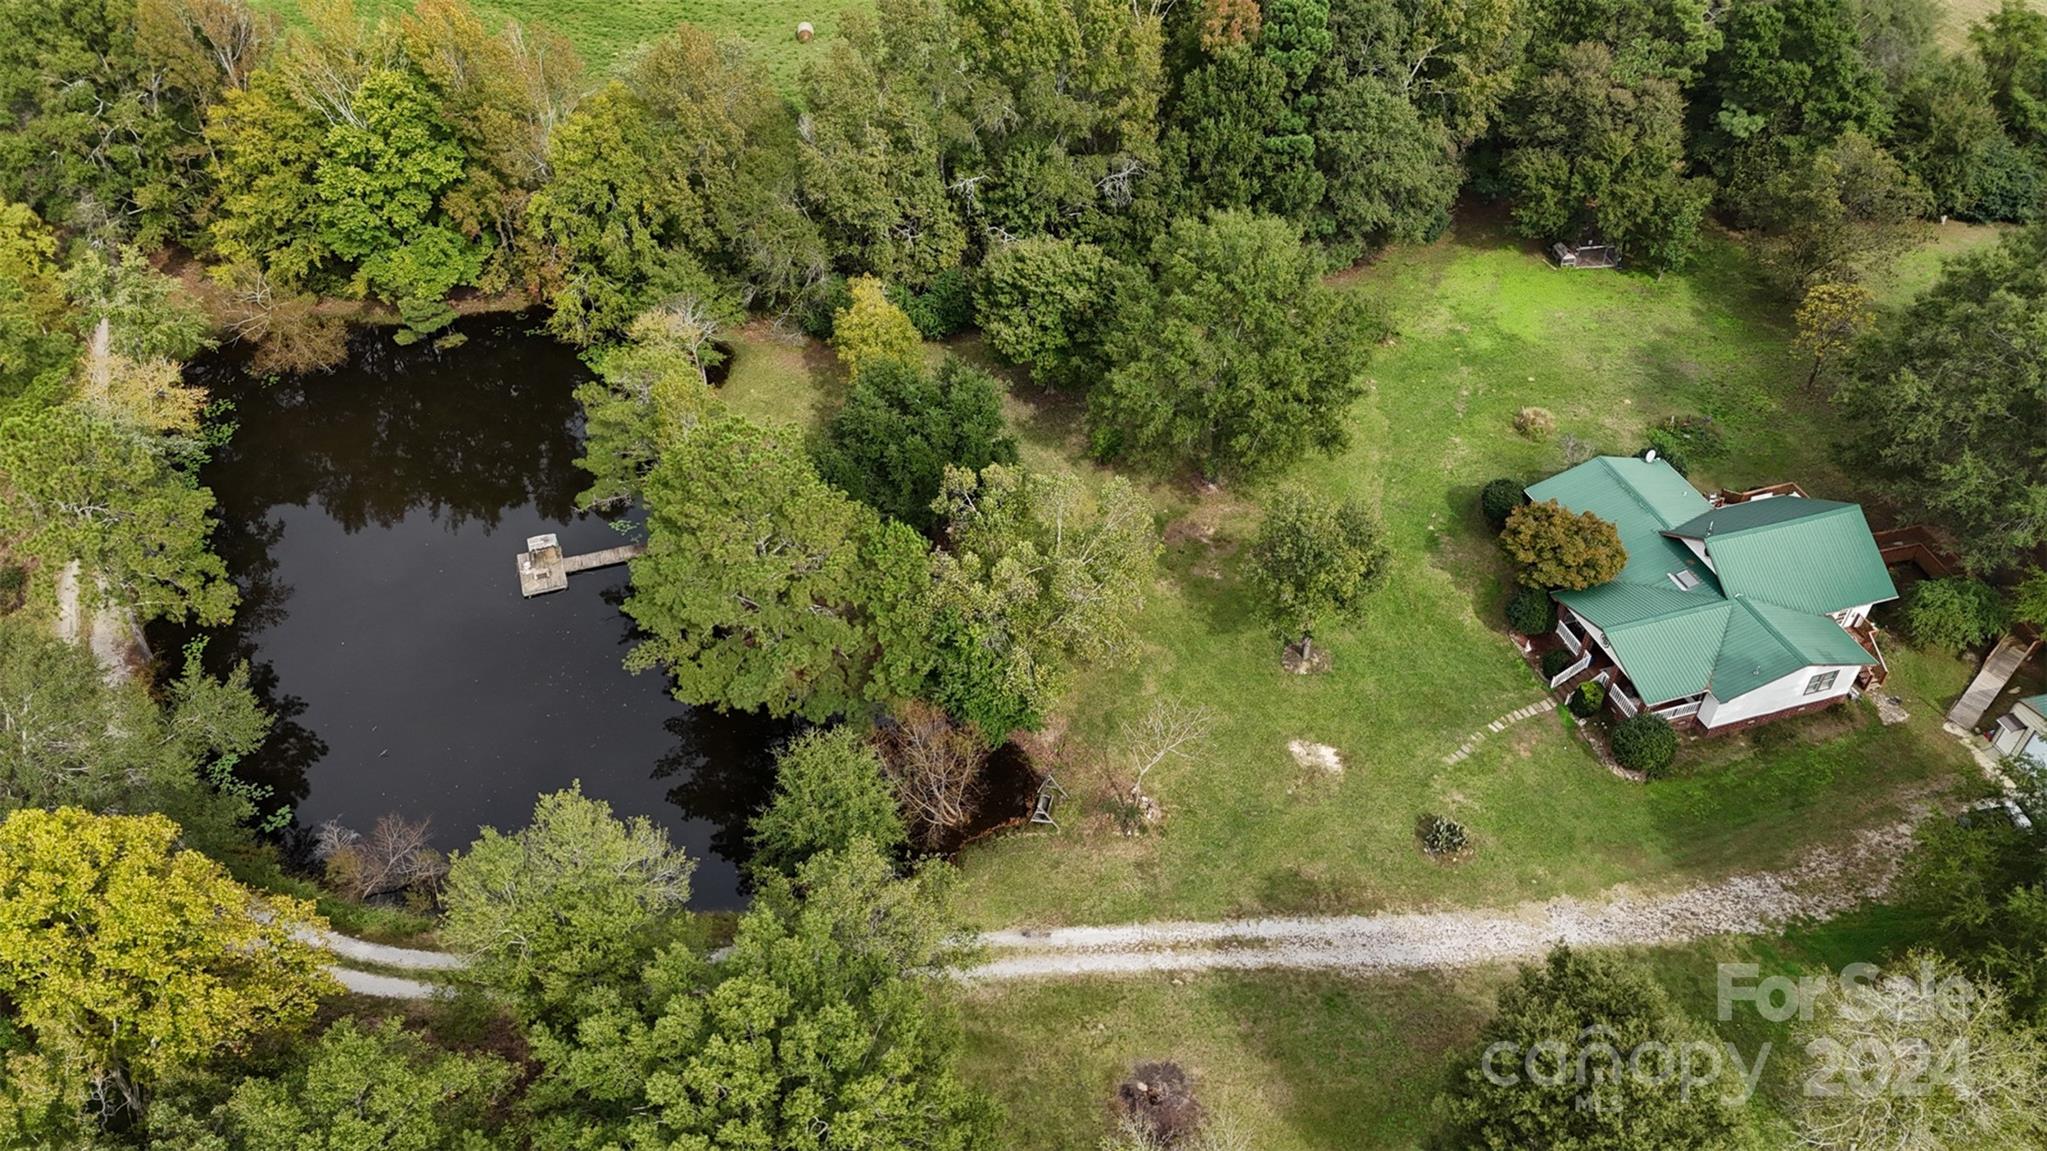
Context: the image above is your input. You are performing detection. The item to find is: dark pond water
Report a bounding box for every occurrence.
[151,314,787,908]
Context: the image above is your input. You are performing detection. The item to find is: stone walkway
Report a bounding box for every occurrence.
[1442,697,1557,764]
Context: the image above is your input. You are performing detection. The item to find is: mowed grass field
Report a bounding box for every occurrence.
[251,0,865,80]
[923,216,1982,930]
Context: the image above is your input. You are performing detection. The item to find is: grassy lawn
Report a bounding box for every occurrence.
[943,217,1983,928]
[252,0,861,81]
[956,969,1500,1151]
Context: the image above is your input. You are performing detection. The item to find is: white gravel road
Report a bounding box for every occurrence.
[314,817,1918,996]
[967,817,1914,980]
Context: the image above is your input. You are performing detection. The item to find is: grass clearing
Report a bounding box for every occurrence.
[956,969,1500,1151]
[952,218,1983,927]
[721,218,1987,929]
[252,0,862,82]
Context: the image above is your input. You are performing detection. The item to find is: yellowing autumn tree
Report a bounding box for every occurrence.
[0,807,331,1121]
[831,275,921,381]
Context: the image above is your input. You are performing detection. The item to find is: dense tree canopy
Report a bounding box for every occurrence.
[1837,225,2047,571]
[525,843,1000,1150]
[441,786,695,1025]
[815,357,1018,532]
[1089,210,1377,479]
[0,807,330,1124]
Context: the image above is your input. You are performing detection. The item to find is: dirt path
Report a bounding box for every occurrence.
[968,817,1916,981]
[317,815,1921,997]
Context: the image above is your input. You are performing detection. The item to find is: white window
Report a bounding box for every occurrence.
[1803,670,1840,696]
[1669,569,1702,591]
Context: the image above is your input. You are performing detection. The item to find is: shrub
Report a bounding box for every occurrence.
[1645,415,1725,478]
[1611,713,1679,776]
[889,268,975,339]
[1419,814,1469,857]
[1479,478,1523,528]
[1905,577,2010,651]
[1540,647,1575,681]
[1506,585,1556,635]
[1569,680,1606,717]
[1514,406,1556,440]
[1501,500,1628,590]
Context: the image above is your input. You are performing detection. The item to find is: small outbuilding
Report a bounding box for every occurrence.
[1990,694,2047,770]
[1551,241,1619,270]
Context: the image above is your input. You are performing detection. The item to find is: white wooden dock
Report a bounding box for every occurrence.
[515,534,646,597]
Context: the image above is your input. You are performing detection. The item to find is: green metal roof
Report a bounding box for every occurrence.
[1525,456,1714,591]
[1665,499,1896,615]
[1533,457,1890,706]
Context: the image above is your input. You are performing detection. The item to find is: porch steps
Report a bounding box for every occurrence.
[1444,698,1559,765]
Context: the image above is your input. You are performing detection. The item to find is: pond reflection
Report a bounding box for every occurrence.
[151,314,779,908]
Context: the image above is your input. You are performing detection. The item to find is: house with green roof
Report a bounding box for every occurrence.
[1991,694,2047,771]
[1523,455,1897,731]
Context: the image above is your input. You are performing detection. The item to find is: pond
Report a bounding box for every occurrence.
[152,314,786,909]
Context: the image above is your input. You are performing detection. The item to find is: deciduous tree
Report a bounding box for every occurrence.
[525,842,1000,1151]
[441,785,695,1024]
[0,405,237,625]
[624,416,906,720]
[974,235,1115,384]
[1793,280,1875,389]
[832,275,923,382]
[1500,499,1627,590]
[1247,488,1392,658]
[1439,947,1745,1150]
[1795,953,2047,1149]
[154,1017,515,1151]
[751,727,907,878]
[815,357,1018,532]
[0,807,329,1121]
[925,465,1160,737]
[1089,210,1377,479]
[1836,225,2047,571]
[877,699,987,848]
[1500,41,1713,269]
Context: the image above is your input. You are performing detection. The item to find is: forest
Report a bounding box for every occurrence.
[5,0,2047,1146]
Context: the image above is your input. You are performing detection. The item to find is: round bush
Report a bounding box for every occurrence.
[1480,478,1523,529]
[1506,585,1556,636]
[1514,407,1556,441]
[1611,714,1679,777]
[1569,680,1606,717]
[1540,647,1575,681]
[1419,814,1469,858]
